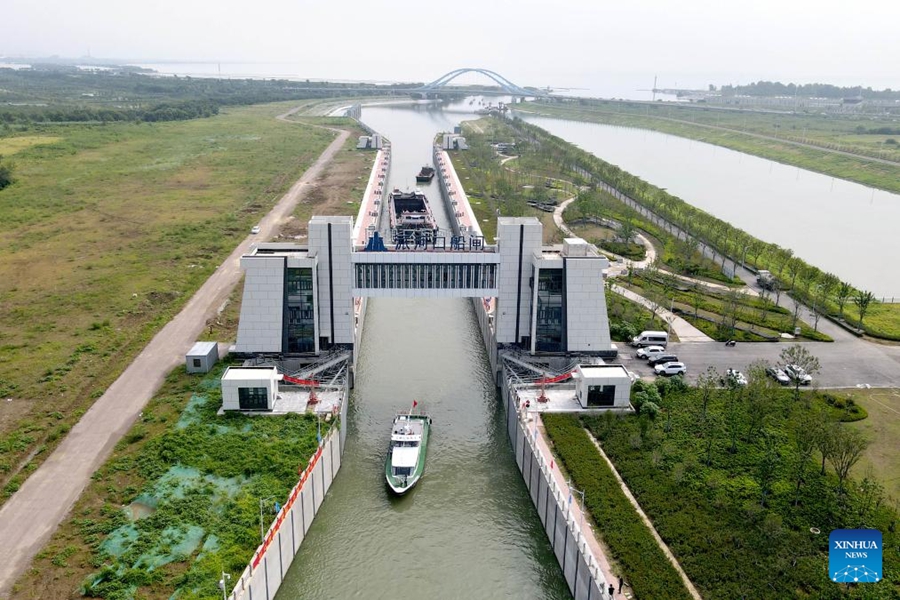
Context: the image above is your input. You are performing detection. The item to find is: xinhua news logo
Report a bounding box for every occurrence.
[829,529,882,583]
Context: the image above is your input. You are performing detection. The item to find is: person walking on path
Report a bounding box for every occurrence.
[618,576,624,594]
[609,583,616,597]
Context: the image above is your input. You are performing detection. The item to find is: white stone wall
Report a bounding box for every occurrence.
[496,218,542,344]
[234,256,286,353]
[565,257,613,352]
[500,372,609,600]
[309,217,355,346]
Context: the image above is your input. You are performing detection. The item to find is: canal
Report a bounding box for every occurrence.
[275,99,572,599]
[518,114,900,297]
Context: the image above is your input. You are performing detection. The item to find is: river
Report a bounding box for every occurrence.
[275,99,571,600]
[518,114,900,297]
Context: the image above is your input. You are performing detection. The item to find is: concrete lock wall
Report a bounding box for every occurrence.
[500,371,609,600]
[472,275,606,598]
[227,417,345,600]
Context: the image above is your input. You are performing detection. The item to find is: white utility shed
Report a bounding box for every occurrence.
[571,364,633,409]
[186,341,218,374]
[221,366,279,411]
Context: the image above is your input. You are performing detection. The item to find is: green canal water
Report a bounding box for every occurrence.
[274,100,571,599]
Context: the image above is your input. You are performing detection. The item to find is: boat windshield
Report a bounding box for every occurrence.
[393,440,419,447]
[393,466,413,476]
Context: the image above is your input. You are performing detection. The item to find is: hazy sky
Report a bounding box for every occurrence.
[2,0,898,92]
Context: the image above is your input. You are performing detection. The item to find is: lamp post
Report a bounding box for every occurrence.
[259,496,277,544]
[217,571,231,600]
[567,478,586,548]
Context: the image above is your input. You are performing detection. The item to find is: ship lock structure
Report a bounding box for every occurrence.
[234,216,615,364]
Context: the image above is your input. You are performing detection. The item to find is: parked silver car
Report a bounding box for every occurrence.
[654,362,686,376]
[783,364,812,385]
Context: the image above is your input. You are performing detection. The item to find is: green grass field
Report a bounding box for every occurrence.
[846,388,900,500]
[0,102,338,501]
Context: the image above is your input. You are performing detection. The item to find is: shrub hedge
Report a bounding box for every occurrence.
[542,413,693,600]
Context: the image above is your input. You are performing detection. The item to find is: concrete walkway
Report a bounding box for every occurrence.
[531,416,623,598]
[611,285,711,343]
[0,111,351,597]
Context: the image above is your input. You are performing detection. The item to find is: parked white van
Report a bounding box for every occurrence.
[631,330,668,348]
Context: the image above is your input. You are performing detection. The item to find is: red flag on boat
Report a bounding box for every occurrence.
[412,400,418,408]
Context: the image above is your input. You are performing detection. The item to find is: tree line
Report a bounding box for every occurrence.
[0,100,220,124]
[0,68,403,125]
[507,118,888,338]
[718,81,900,100]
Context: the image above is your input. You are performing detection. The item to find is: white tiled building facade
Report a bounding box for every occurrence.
[234,216,613,357]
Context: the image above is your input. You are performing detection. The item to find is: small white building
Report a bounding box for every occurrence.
[186,341,218,374]
[221,366,279,411]
[571,364,632,409]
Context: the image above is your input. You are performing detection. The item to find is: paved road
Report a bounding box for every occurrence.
[0,113,350,597]
[622,339,900,389]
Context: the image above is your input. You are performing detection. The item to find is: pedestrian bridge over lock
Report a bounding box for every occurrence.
[352,231,498,297]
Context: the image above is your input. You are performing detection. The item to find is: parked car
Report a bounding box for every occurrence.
[783,364,812,385]
[765,366,791,386]
[654,362,686,376]
[251,225,261,234]
[648,353,679,366]
[721,368,747,387]
[636,345,666,359]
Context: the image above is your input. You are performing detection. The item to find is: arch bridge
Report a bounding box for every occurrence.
[413,68,546,97]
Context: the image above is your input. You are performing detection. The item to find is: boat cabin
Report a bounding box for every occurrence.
[390,417,423,477]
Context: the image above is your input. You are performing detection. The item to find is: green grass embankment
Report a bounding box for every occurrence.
[16,364,330,600]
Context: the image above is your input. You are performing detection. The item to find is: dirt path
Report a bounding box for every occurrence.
[0,111,350,598]
[585,429,703,600]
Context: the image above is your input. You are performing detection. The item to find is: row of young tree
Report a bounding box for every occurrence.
[507,118,885,335]
[630,345,871,510]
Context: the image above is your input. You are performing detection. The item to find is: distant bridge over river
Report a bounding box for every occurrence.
[273,68,547,99]
[410,68,547,98]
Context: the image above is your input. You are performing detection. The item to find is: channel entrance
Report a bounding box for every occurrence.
[273,100,572,598]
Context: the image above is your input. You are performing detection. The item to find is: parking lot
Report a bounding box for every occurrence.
[620,340,900,389]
